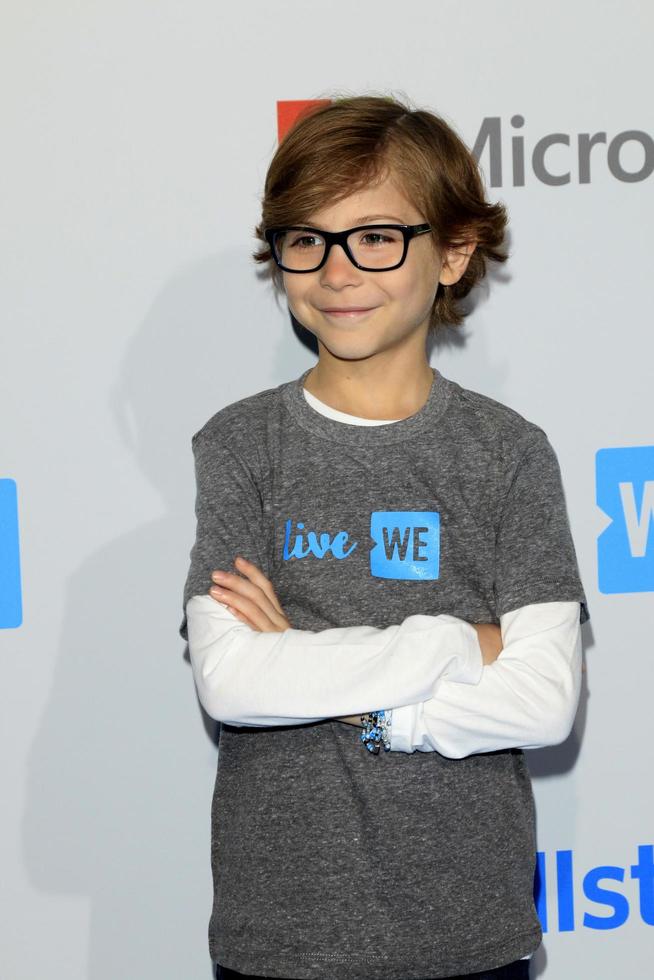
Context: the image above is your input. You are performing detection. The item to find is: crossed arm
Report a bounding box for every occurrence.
[186,556,583,757]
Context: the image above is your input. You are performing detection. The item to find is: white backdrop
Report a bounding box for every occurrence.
[1,3,652,978]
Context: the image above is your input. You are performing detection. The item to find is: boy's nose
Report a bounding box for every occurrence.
[319,242,360,285]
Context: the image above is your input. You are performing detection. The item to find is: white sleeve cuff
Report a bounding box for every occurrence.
[389,702,421,753]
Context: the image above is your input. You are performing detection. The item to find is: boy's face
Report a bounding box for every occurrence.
[281,172,474,365]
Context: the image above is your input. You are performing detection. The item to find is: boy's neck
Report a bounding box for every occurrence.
[303,360,435,421]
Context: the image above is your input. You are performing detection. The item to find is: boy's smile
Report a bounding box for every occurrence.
[320,307,378,319]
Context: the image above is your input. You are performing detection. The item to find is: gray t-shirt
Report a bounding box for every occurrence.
[180,365,589,979]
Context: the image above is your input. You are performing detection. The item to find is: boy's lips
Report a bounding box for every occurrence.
[321,306,377,316]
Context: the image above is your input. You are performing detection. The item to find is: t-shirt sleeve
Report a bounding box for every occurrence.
[179,429,271,642]
[493,429,590,624]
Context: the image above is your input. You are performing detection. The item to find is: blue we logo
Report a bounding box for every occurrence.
[370,511,440,580]
[596,446,654,594]
[0,479,23,628]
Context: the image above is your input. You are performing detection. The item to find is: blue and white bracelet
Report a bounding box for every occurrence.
[360,709,392,753]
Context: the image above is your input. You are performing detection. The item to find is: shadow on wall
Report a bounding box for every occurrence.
[20,238,585,979]
[20,248,308,980]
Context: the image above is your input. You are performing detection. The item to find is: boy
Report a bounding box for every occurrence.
[180,94,589,980]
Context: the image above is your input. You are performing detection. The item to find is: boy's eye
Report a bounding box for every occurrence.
[360,231,394,246]
[288,233,323,249]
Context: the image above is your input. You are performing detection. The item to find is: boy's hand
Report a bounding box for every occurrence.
[209,556,292,632]
[208,557,360,727]
[472,623,503,665]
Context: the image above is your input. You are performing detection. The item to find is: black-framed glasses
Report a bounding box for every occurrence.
[264,223,432,273]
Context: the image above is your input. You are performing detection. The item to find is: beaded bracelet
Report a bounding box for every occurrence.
[360,709,392,754]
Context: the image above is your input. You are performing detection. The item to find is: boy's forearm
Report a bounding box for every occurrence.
[332,622,501,729]
[187,594,483,725]
[390,602,582,756]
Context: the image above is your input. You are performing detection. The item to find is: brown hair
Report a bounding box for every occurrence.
[252,92,509,331]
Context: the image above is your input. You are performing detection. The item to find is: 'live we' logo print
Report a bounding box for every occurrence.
[282,511,440,581]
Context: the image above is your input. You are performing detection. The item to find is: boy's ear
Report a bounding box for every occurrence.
[438,240,477,286]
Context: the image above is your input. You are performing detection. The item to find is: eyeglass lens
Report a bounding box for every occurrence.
[273,227,406,271]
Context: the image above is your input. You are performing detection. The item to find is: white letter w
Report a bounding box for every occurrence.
[619,481,654,557]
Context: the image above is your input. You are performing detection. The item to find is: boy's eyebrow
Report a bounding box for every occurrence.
[300,213,410,229]
[305,214,407,228]
[353,213,407,223]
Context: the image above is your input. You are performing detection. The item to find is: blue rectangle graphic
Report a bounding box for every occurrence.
[0,479,23,628]
[370,510,440,580]
[596,445,654,594]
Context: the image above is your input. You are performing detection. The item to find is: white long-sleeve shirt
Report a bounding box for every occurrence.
[186,591,581,754]
[187,594,484,723]
[184,381,584,760]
